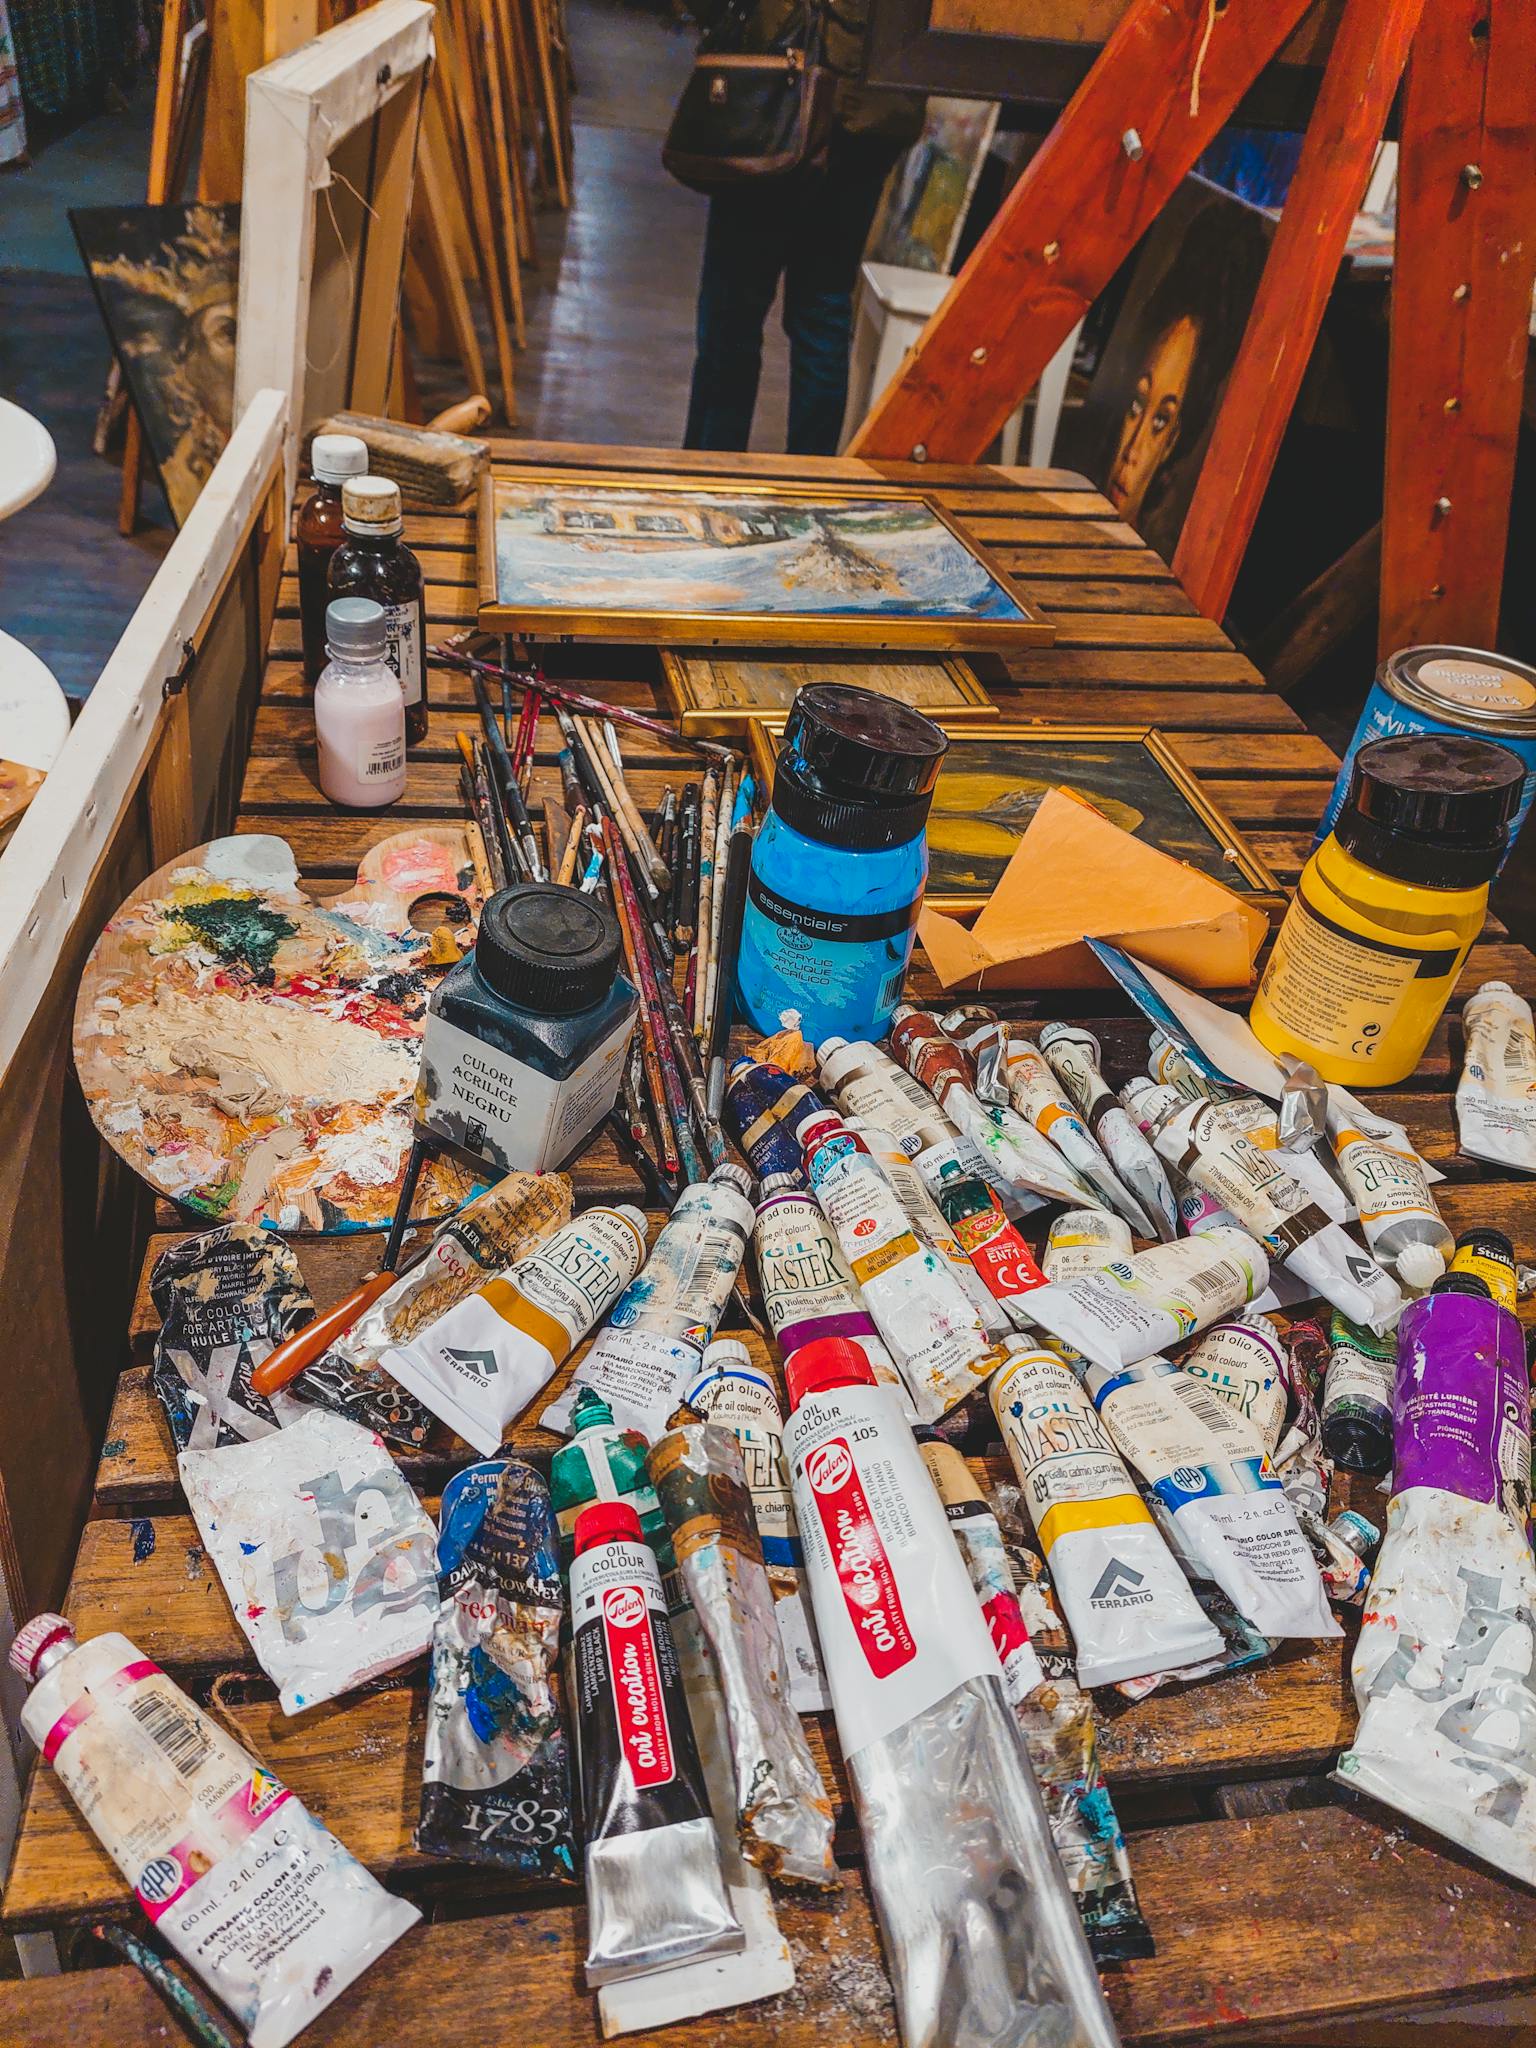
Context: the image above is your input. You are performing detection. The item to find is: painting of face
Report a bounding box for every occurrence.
[72,203,240,527]
[1107,313,1200,523]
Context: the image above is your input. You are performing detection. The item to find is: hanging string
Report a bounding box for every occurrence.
[1189,0,1221,118]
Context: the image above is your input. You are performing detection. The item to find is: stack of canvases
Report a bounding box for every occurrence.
[404,0,572,423]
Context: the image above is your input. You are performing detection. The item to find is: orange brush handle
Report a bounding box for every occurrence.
[250,1270,396,1396]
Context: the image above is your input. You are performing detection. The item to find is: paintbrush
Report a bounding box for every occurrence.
[672,782,699,952]
[605,1106,679,1210]
[456,730,511,890]
[601,815,681,1179]
[555,803,588,887]
[692,765,720,1037]
[433,646,736,762]
[578,715,669,895]
[706,822,753,1120]
[604,812,705,1184]
[474,674,545,882]
[703,757,735,1044]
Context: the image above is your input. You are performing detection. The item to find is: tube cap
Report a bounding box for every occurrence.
[784,1337,877,1408]
[1430,1272,1493,1299]
[342,475,403,532]
[10,1613,74,1681]
[311,433,368,485]
[772,683,949,849]
[1337,735,1524,886]
[325,596,387,660]
[473,882,624,1014]
[573,1500,642,1554]
[1395,1241,1447,1291]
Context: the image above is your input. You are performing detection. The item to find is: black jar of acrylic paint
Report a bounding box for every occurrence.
[416,882,638,1174]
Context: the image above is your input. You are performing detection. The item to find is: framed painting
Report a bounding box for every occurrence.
[476,470,1054,651]
[747,720,1282,914]
[658,650,997,737]
[72,201,240,527]
[866,96,1000,274]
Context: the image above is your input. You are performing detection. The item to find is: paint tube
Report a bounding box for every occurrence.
[1177,1311,1288,1453]
[150,1224,311,1450]
[1325,1098,1453,1287]
[11,1612,418,2048]
[724,1055,829,1184]
[1043,1209,1134,1287]
[685,1337,829,1712]
[1313,1506,1380,1605]
[887,1005,1097,1209]
[990,1340,1223,1685]
[914,1429,1046,1702]
[1149,1096,1401,1332]
[384,1205,647,1455]
[847,1121,1014,1338]
[784,1339,1119,2048]
[1273,1315,1332,1530]
[1319,1310,1394,1472]
[647,1412,837,1886]
[752,1174,911,1412]
[549,1387,675,1597]
[304,1170,573,1446]
[1081,1354,1339,1640]
[936,1003,1011,1105]
[1191,1089,1351,1223]
[1455,980,1536,1173]
[1119,1077,1241,1237]
[797,1106,998,1421]
[1037,1023,1179,1241]
[570,1501,742,1983]
[417,1457,576,1879]
[1148,1028,1234,1102]
[1002,1032,1158,1235]
[933,1168,1048,1328]
[1336,1281,1536,1884]
[1022,1226,1270,1374]
[544,1166,755,1438]
[179,1406,438,1714]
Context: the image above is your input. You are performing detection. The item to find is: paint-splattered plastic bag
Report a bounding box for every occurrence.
[151,1225,314,1450]
[180,1407,439,1714]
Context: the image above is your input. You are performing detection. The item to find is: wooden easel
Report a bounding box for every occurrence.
[851,0,1536,657]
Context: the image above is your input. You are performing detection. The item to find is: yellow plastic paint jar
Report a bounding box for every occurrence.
[1251,735,1523,1086]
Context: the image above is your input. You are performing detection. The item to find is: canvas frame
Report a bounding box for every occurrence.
[657,649,998,737]
[746,717,1284,914]
[476,468,1054,650]
[233,0,435,505]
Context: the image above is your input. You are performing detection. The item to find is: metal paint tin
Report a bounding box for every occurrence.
[1314,646,1536,867]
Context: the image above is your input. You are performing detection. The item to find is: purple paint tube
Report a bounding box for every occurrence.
[1392,1279,1531,1528]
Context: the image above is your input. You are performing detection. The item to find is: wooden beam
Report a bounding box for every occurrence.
[1379,0,1536,652]
[1251,520,1382,700]
[1173,0,1425,620]
[848,0,1321,463]
[199,0,266,202]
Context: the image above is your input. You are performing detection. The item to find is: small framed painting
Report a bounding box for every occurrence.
[658,650,998,737]
[746,720,1283,914]
[476,469,1054,651]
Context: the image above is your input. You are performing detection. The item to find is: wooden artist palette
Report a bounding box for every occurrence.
[73,830,485,1233]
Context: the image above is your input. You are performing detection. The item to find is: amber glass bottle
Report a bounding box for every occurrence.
[329,476,429,744]
[295,434,368,686]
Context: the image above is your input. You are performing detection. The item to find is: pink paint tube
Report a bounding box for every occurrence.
[783,1339,1119,2048]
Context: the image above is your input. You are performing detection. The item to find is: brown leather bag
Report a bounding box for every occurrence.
[662,1,836,193]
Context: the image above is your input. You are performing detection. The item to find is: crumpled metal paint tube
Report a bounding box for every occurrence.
[784,1336,1120,2048]
[646,1408,836,1887]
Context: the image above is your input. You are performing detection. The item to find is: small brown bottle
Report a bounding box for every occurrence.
[295,433,368,686]
[329,476,428,744]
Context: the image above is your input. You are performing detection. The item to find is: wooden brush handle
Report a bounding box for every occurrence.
[250,1271,396,1395]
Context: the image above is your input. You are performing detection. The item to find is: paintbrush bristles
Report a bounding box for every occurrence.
[692,765,720,1037]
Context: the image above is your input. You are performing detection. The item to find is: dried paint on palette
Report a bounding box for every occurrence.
[73,832,485,1233]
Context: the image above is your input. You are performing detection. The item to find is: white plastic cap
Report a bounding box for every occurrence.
[1397,1240,1448,1291]
[311,433,368,484]
[10,1612,74,1681]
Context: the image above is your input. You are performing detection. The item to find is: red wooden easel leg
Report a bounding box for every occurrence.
[1174,0,1426,622]
[1380,0,1536,653]
[848,0,1320,465]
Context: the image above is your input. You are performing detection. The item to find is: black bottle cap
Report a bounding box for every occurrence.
[1454,1226,1515,1258]
[1429,1272,1494,1299]
[473,883,623,1015]
[1335,735,1524,886]
[772,683,949,849]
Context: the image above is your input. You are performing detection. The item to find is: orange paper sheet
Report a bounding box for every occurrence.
[918,788,1269,993]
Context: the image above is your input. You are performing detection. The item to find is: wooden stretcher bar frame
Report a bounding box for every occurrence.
[657,648,998,737]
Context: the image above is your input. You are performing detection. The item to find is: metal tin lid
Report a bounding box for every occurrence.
[473,882,624,1014]
[1383,646,1536,736]
[311,433,368,485]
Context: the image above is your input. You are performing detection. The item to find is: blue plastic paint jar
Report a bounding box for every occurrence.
[737,684,948,1044]
[1314,646,1536,870]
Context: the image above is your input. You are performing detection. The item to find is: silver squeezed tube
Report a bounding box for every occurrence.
[1037,1024,1179,1241]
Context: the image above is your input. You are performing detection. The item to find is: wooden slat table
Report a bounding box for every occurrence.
[6,443,1535,2046]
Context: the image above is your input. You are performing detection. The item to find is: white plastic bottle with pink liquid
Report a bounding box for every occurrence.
[314,596,407,809]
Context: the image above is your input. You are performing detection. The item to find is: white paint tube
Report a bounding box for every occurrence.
[543,1165,755,1439]
[1455,980,1536,1173]
[1037,1024,1179,1240]
[385,1205,647,1455]
[751,1176,912,1414]
[1003,1032,1157,1235]
[1149,1097,1402,1332]
[1043,1209,1134,1286]
[797,1106,999,1422]
[845,1118,1013,1339]
[1325,1097,1453,1287]
[1080,1355,1340,1640]
[1177,1311,1289,1454]
[785,1342,1119,2048]
[1022,1226,1270,1374]
[1148,1028,1235,1102]
[1121,1077,1244,1235]
[990,1342,1223,1686]
[1194,1090,1351,1222]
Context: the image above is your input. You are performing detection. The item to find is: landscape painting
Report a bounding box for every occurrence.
[477,472,1052,650]
[867,96,1000,274]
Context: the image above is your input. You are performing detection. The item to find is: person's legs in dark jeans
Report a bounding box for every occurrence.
[683,182,793,450]
[781,130,904,456]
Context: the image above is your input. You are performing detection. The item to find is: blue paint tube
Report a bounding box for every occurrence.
[723,1055,829,1185]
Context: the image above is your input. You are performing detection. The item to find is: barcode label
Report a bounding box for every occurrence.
[127,1687,212,1778]
[1177,1376,1239,1434]
[1183,1261,1239,1304]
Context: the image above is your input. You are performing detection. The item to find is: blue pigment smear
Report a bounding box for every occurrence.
[102,1437,126,1459]
[172,898,298,979]
[130,1518,156,1563]
[239,1540,261,1555]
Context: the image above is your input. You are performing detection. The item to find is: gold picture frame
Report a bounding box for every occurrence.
[747,720,1284,917]
[476,468,1055,650]
[658,649,999,737]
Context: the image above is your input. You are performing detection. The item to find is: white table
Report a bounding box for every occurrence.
[0,398,57,522]
[0,631,71,772]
